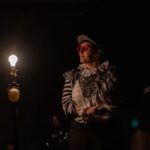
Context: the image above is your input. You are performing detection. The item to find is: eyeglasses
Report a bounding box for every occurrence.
[77,45,93,53]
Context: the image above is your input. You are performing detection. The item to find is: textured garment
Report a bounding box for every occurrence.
[62,60,117,123]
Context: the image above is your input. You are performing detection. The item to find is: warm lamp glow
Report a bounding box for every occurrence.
[7,86,20,102]
[8,55,18,67]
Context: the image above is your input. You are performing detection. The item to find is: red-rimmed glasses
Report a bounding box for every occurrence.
[77,45,93,53]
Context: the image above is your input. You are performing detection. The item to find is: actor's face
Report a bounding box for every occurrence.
[77,42,95,64]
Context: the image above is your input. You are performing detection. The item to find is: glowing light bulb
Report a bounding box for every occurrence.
[8,55,18,67]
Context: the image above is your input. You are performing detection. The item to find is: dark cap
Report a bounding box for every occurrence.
[77,34,98,46]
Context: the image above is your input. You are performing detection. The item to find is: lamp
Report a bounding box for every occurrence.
[7,54,21,150]
[8,55,18,67]
[7,55,20,102]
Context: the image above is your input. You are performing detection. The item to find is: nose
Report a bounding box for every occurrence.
[79,50,83,54]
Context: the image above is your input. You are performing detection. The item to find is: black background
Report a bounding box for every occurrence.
[0,0,149,149]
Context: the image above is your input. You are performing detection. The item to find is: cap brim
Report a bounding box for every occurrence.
[77,35,97,46]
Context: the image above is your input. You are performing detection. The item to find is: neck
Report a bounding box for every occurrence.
[83,61,99,70]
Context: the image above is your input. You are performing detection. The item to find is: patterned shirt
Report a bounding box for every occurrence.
[62,60,117,123]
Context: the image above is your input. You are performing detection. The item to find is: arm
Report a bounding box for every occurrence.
[62,78,76,116]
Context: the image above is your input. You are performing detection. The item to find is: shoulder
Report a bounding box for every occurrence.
[105,60,118,75]
[63,68,79,80]
[99,60,117,73]
[101,60,118,81]
[108,64,118,75]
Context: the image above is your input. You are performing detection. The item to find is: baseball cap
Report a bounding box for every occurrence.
[77,34,98,46]
[77,34,102,53]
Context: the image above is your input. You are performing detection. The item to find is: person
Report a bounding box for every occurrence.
[61,34,119,150]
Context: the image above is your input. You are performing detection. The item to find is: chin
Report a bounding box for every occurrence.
[79,59,84,63]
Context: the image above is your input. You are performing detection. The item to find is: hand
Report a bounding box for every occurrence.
[86,106,98,115]
[82,106,99,116]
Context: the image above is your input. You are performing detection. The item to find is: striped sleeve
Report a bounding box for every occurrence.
[62,78,76,116]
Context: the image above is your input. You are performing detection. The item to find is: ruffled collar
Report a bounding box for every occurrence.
[78,60,109,77]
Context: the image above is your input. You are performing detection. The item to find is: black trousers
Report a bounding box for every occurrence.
[68,121,114,150]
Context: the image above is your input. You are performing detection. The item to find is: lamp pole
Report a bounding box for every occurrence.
[7,55,20,150]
